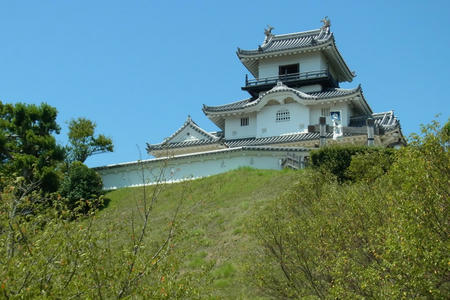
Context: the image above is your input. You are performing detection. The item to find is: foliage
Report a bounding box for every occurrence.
[0,167,294,299]
[59,161,103,214]
[310,145,395,182]
[346,148,396,183]
[0,166,201,298]
[247,120,449,299]
[0,101,64,192]
[103,167,298,298]
[67,117,113,163]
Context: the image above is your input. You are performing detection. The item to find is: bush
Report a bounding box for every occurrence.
[310,145,395,182]
[247,120,449,299]
[59,161,103,214]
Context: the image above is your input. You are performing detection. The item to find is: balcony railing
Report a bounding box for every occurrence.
[245,69,330,87]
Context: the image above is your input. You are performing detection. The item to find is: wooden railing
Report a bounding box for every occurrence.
[245,70,330,87]
[281,153,307,170]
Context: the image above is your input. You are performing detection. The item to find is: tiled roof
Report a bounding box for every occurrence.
[147,116,220,151]
[237,29,332,56]
[147,112,403,152]
[147,139,221,151]
[203,84,362,113]
[236,26,354,82]
[373,111,399,128]
[203,98,254,113]
[349,111,400,131]
[308,87,361,99]
[224,132,350,148]
[148,131,354,151]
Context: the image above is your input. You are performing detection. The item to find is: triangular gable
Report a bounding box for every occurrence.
[163,116,218,144]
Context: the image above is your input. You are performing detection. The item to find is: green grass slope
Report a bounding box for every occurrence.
[99,167,299,299]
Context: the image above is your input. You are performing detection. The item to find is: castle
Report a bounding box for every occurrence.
[96,19,405,189]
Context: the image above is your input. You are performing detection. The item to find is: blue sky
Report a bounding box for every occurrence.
[0,1,449,167]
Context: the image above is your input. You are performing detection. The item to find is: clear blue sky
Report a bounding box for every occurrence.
[0,1,449,167]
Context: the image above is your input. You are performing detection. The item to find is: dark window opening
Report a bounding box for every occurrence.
[279,64,299,76]
[241,117,249,126]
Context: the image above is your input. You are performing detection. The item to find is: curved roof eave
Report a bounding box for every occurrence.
[325,41,355,82]
[203,84,366,116]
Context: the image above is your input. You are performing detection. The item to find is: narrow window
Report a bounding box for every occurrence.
[279,64,299,76]
[321,108,330,117]
[276,109,290,122]
[240,117,249,126]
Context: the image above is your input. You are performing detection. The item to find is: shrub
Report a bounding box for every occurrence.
[247,120,449,298]
[310,145,395,182]
[59,161,103,214]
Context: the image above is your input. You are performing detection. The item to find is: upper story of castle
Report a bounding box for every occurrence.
[237,17,355,97]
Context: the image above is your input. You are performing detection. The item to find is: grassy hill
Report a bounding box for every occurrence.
[98,167,299,299]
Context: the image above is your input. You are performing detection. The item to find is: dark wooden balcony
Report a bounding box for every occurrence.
[242,70,338,97]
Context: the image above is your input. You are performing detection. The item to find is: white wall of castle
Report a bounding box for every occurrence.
[258,52,327,78]
[224,112,257,139]
[221,101,353,140]
[97,149,308,190]
[256,102,310,138]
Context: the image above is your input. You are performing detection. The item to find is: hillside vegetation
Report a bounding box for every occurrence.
[1,167,300,299]
[102,167,298,299]
[1,119,448,299]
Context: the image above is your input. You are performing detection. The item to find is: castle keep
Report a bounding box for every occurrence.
[96,19,404,189]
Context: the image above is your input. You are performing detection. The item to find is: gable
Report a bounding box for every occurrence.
[168,125,212,143]
[162,116,218,145]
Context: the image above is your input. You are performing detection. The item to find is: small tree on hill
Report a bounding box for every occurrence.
[59,161,103,214]
[67,117,113,163]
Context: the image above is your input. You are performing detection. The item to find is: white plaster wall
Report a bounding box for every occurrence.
[169,126,208,143]
[97,149,308,190]
[256,102,310,138]
[309,103,351,126]
[298,84,322,93]
[258,53,326,78]
[224,113,256,139]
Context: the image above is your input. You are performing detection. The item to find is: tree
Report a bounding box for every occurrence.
[67,117,113,163]
[247,119,449,299]
[0,101,65,192]
[59,161,103,214]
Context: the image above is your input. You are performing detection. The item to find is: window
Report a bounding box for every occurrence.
[276,109,290,122]
[279,64,299,76]
[321,108,330,117]
[240,117,249,126]
[330,111,341,121]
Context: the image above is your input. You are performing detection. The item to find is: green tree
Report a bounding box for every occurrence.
[67,117,113,163]
[59,161,103,214]
[0,101,65,192]
[247,119,449,299]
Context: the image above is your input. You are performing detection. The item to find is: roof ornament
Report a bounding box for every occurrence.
[263,25,274,45]
[320,16,331,32]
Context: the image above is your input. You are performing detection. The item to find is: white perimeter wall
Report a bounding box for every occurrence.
[97,149,308,190]
[258,52,326,78]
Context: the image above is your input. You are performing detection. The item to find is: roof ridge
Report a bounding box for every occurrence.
[372,110,394,116]
[161,116,218,145]
[272,28,322,39]
[203,97,252,109]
